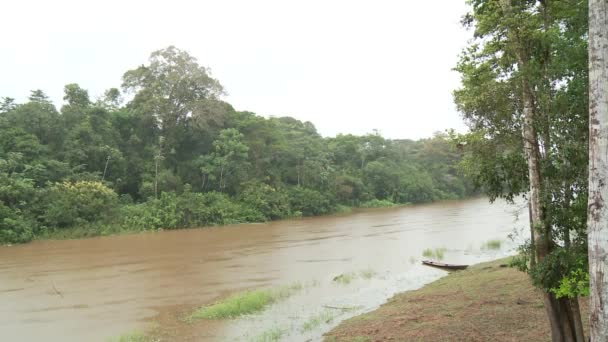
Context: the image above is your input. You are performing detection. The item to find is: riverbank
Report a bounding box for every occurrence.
[24,198,408,244]
[324,258,589,342]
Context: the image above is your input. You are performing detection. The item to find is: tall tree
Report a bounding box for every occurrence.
[454,0,589,340]
[122,46,225,171]
[587,0,608,340]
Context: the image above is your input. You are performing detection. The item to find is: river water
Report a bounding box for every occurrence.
[0,197,527,341]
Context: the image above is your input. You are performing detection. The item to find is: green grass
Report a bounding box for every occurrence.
[359,269,376,279]
[333,272,356,285]
[301,310,337,332]
[325,258,577,342]
[107,331,149,342]
[483,239,502,250]
[435,247,446,260]
[251,327,286,342]
[190,283,302,320]
[422,247,447,260]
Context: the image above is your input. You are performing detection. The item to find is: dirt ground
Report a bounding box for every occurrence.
[324,258,589,342]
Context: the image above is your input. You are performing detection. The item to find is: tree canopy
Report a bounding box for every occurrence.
[0,46,476,244]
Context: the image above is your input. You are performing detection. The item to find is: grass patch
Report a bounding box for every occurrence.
[251,327,285,342]
[422,247,447,260]
[191,283,302,320]
[333,273,356,285]
[359,269,376,279]
[301,310,337,332]
[325,258,589,341]
[483,239,502,250]
[107,331,148,342]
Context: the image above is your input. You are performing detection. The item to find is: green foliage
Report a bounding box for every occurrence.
[453,0,589,304]
[239,182,291,220]
[41,181,119,229]
[122,189,259,230]
[287,186,334,216]
[0,203,34,244]
[551,267,590,299]
[359,199,396,208]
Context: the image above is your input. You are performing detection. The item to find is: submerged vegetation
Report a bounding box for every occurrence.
[191,283,302,320]
[301,310,337,332]
[422,247,446,260]
[333,269,376,285]
[482,239,502,251]
[107,331,150,342]
[0,46,476,244]
[250,327,286,342]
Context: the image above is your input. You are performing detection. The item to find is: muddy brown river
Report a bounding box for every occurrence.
[0,197,527,341]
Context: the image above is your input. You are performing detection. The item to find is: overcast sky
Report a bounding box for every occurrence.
[1,0,471,140]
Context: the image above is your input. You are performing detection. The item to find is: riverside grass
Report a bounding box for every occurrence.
[190,283,302,320]
[324,258,590,341]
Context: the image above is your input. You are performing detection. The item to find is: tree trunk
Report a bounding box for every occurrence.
[529,202,537,268]
[155,157,159,200]
[588,0,608,340]
[521,76,565,341]
[569,297,586,342]
[102,155,111,181]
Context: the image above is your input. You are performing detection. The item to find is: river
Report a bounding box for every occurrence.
[0,197,527,341]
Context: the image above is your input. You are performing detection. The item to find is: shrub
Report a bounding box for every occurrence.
[41,181,119,228]
[287,186,334,216]
[239,182,291,220]
[121,189,263,231]
[359,199,396,208]
[0,203,34,244]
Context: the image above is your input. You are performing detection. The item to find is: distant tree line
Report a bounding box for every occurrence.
[0,46,475,244]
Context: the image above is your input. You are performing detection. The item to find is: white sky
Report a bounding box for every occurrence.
[0,0,471,140]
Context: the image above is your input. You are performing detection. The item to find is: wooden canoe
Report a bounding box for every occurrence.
[422,260,468,270]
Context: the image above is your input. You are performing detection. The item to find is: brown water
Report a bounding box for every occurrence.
[0,197,527,341]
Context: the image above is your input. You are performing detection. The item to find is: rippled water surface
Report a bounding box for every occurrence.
[0,197,527,341]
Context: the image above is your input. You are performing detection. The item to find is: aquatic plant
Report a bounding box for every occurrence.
[300,310,337,332]
[191,283,302,320]
[422,247,447,260]
[251,327,286,342]
[483,239,502,250]
[333,273,355,285]
[107,331,149,342]
[359,269,376,279]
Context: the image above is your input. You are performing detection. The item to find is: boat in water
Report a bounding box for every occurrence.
[421,260,468,270]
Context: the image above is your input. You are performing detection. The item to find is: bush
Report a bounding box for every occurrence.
[287,186,334,216]
[121,188,263,231]
[359,199,396,208]
[0,203,34,244]
[41,181,119,228]
[239,182,291,220]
